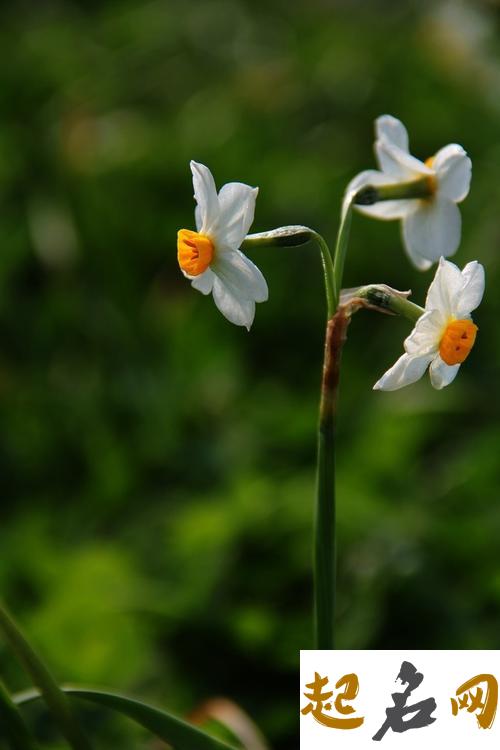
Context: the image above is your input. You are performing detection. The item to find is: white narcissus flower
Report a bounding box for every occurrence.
[177,161,268,330]
[374,257,484,391]
[348,115,472,270]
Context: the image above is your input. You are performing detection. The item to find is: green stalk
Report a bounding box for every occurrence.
[312,194,357,649]
[0,604,92,750]
[243,223,345,649]
[312,232,336,318]
[331,199,354,311]
[241,226,335,317]
[0,679,39,750]
[244,196,426,650]
[315,308,350,649]
[313,280,424,648]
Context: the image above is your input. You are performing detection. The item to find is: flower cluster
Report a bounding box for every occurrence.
[177,116,484,391]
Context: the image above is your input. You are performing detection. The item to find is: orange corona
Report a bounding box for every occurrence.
[439,319,478,366]
[177,229,214,276]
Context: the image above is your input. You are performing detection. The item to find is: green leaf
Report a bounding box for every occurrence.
[15,686,238,750]
[0,604,92,750]
[0,679,40,750]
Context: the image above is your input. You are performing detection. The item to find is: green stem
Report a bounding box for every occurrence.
[312,197,358,648]
[315,308,350,649]
[331,198,354,311]
[312,232,336,317]
[0,604,92,750]
[243,225,342,648]
[311,192,359,648]
[0,679,39,750]
[242,227,336,317]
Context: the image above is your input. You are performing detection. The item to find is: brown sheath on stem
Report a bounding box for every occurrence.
[320,307,350,425]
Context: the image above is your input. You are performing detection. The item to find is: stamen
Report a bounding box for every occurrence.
[439,319,478,366]
[177,229,214,276]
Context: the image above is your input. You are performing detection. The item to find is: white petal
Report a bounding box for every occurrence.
[432,143,472,203]
[433,144,472,203]
[375,139,431,180]
[402,198,461,269]
[404,309,442,355]
[454,261,485,317]
[425,256,464,315]
[346,170,415,220]
[190,267,215,295]
[217,182,258,248]
[375,115,409,152]
[190,161,220,235]
[429,355,460,389]
[399,214,432,270]
[212,276,255,329]
[373,352,433,391]
[195,205,203,232]
[213,250,268,303]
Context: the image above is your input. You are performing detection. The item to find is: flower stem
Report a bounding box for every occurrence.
[331,198,354,311]
[311,232,336,317]
[311,196,358,649]
[0,603,92,750]
[315,308,350,649]
[241,226,336,317]
[311,195,357,649]
[244,224,347,649]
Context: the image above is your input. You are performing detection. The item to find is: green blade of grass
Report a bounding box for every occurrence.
[0,679,40,750]
[0,604,92,750]
[14,686,238,750]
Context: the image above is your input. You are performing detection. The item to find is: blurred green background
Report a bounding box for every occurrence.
[1,0,500,747]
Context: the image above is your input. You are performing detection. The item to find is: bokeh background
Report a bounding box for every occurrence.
[1,0,500,747]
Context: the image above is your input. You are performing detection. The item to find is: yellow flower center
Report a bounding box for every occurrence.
[177,229,214,276]
[439,319,478,366]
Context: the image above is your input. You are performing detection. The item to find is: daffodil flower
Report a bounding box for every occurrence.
[374,257,484,391]
[348,115,472,270]
[177,161,268,330]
